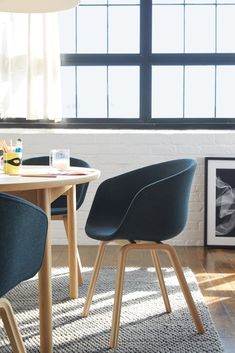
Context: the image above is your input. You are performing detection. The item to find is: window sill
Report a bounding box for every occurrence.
[2,118,235,130]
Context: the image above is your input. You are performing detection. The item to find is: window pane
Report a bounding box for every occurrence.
[152,5,183,53]
[80,0,139,4]
[109,0,139,4]
[153,1,183,3]
[217,66,235,118]
[61,67,76,118]
[185,6,215,53]
[108,66,139,118]
[217,6,235,53]
[77,67,107,118]
[77,6,107,53]
[217,0,235,3]
[185,66,215,118]
[185,0,214,3]
[155,0,216,3]
[58,8,76,53]
[108,6,139,53]
[154,1,215,3]
[80,0,107,4]
[152,66,183,118]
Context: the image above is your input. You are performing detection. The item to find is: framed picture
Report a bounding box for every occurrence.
[205,157,235,248]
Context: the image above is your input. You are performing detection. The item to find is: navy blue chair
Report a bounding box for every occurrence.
[82,159,204,348]
[23,156,90,286]
[0,193,48,353]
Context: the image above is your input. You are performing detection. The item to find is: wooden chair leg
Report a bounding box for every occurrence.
[150,250,171,313]
[63,216,83,287]
[0,298,27,353]
[161,243,204,334]
[83,241,108,317]
[110,244,130,349]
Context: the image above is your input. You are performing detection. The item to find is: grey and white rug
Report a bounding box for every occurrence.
[0,267,224,352]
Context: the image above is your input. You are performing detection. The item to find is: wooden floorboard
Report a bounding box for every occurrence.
[52,245,235,353]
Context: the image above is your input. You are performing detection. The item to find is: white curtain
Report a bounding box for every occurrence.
[0,13,62,122]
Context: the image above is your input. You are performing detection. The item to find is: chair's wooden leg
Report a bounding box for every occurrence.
[150,250,171,313]
[110,244,130,349]
[161,243,204,334]
[0,298,27,353]
[63,216,83,287]
[83,241,108,317]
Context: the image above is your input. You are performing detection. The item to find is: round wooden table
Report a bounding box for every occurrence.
[0,166,100,353]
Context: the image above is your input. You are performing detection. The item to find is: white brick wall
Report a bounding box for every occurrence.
[1,128,234,246]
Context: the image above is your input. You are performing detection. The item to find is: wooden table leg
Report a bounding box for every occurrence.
[67,185,78,299]
[37,189,53,353]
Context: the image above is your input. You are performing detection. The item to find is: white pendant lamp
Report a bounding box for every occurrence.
[0,0,79,13]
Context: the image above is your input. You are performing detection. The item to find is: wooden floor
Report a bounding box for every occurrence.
[52,245,235,353]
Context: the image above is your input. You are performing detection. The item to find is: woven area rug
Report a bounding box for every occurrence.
[0,267,224,353]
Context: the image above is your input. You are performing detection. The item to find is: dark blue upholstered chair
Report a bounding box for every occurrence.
[0,193,48,353]
[22,156,90,286]
[82,159,204,348]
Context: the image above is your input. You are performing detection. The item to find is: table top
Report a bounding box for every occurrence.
[0,166,101,192]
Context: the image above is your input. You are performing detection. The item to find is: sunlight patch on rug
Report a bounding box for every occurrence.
[0,267,224,352]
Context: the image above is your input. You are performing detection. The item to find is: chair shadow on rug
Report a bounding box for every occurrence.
[82,159,205,348]
[0,193,48,353]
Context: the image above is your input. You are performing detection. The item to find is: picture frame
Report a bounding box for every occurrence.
[205,157,235,248]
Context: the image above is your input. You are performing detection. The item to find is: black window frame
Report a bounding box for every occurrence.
[2,0,235,130]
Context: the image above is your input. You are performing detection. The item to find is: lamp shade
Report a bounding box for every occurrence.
[0,0,79,13]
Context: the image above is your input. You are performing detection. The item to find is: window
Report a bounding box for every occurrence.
[5,0,235,129]
[59,0,141,126]
[150,0,235,127]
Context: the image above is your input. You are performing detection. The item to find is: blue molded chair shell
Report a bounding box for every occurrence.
[0,192,48,352]
[86,159,196,242]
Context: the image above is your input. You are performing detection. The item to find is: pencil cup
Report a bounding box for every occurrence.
[3,152,22,175]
